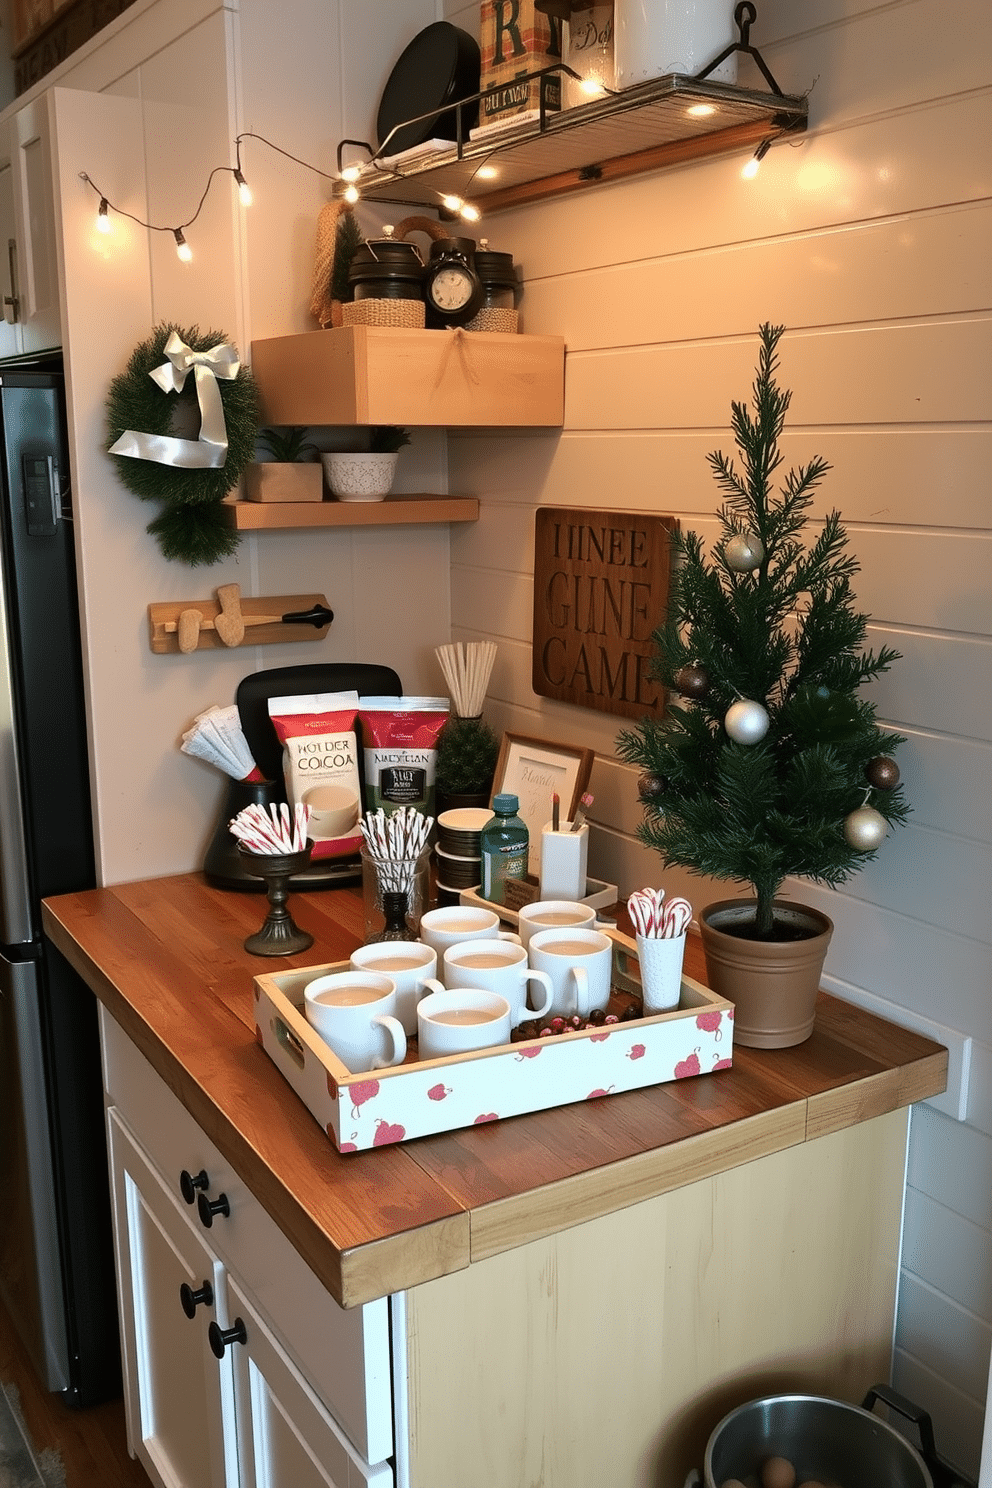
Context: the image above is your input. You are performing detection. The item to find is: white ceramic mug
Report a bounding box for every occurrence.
[303,970,406,1073]
[419,905,520,958]
[416,987,511,1061]
[441,941,554,1024]
[528,927,614,1019]
[517,899,598,951]
[349,940,438,1036]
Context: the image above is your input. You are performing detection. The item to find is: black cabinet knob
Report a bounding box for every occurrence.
[208,1318,247,1359]
[197,1190,230,1228]
[179,1168,209,1205]
[179,1281,214,1319]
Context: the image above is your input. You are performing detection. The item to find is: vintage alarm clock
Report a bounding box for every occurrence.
[423,236,484,327]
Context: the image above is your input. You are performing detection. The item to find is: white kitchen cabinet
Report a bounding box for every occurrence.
[100,1008,394,1488]
[108,1110,231,1488]
[7,94,60,354]
[0,122,23,360]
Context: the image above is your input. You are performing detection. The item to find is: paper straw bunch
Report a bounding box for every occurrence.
[627,887,692,939]
[181,704,260,780]
[435,641,497,718]
[230,802,311,855]
[360,807,433,893]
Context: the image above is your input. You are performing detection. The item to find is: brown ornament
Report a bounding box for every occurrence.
[865,756,900,789]
[637,773,665,802]
[675,663,710,699]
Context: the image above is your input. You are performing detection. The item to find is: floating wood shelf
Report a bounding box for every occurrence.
[344,74,808,215]
[249,326,564,428]
[223,493,479,530]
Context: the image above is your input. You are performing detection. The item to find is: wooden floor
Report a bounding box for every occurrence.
[0,1292,150,1488]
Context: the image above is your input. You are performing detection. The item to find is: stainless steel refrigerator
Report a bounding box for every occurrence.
[0,357,120,1406]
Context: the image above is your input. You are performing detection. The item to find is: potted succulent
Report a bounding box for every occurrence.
[244,425,322,503]
[322,425,410,502]
[618,325,909,1048]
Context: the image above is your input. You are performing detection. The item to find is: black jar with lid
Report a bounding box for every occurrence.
[474,242,519,312]
[348,228,425,302]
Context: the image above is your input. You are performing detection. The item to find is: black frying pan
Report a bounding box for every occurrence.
[377,21,481,158]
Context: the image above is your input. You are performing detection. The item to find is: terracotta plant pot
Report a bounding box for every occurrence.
[698,898,833,1050]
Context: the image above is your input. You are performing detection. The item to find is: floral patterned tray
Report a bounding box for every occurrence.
[253,931,734,1152]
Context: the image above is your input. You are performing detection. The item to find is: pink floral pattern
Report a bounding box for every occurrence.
[258,964,734,1152]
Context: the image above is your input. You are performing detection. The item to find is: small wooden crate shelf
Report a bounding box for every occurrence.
[223,492,480,530]
[249,326,565,428]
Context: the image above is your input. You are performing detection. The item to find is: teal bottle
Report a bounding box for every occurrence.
[480,794,529,905]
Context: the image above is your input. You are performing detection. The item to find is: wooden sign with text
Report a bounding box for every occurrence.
[532,508,677,720]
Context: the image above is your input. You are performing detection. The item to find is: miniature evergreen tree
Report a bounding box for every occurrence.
[617,324,909,939]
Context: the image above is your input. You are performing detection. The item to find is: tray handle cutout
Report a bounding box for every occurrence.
[273,1016,306,1070]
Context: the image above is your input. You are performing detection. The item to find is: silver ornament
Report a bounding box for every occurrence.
[724,532,765,573]
[725,699,769,744]
[844,805,888,850]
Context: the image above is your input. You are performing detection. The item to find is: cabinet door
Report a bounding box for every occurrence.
[107,1109,232,1488]
[10,94,60,353]
[0,122,23,360]
[226,1273,393,1488]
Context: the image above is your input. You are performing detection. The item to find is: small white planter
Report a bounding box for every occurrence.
[322,452,398,502]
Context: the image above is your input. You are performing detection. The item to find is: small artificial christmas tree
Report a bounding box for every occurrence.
[618,323,909,940]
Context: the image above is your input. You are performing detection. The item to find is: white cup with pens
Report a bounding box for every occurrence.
[539,791,593,900]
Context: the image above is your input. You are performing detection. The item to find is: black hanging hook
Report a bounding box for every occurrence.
[694,3,785,97]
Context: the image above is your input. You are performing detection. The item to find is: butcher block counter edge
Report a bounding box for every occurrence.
[41,875,948,1310]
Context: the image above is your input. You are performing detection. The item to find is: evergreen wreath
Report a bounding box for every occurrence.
[105,322,260,567]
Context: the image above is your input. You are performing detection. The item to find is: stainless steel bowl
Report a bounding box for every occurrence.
[704,1394,933,1488]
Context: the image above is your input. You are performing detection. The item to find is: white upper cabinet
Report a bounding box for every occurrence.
[9,93,60,353]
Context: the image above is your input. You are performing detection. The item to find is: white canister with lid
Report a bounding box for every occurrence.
[613,0,736,89]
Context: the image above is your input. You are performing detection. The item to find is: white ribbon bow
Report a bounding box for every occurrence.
[109,331,241,469]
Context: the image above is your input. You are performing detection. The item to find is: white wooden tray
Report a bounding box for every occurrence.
[253,932,734,1153]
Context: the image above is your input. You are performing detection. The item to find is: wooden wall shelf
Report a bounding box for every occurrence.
[344,74,808,215]
[249,326,564,429]
[223,493,479,530]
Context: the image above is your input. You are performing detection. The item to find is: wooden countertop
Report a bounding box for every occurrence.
[42,874,947,1310]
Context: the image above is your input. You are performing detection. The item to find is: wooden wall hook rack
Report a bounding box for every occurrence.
[148,584,333,654]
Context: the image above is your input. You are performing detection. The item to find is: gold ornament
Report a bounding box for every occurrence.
[844,804,888,850]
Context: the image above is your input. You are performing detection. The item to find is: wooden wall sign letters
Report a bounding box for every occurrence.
[532,507,677,720]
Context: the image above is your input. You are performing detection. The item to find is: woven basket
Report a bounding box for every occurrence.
[463,306,519,334]
[343,297,425,329]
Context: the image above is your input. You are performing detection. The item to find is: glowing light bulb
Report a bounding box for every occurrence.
[441,194,464,213]
[742,139,772,180]
[174,228,193,262]
[578,77,606,97]
[342,182,360,204]
[476,166,498,180]
[687,103,716,118]
[234,169,252,206]
[340,163,361,183]
[96,198,111,233]
[459,201,480,223]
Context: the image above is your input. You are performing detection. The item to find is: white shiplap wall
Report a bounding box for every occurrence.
[445,0,991,1476]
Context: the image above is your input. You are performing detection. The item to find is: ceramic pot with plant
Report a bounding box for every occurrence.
[322,425,410,502]
[618,324,909,1048]
[244,426,322,503]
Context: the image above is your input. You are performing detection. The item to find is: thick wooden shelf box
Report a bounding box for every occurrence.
[250,325,565,428]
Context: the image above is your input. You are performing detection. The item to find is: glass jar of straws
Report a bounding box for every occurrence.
[359,807,433,943]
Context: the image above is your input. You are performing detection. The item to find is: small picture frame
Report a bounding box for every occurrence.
[492,733,594,872]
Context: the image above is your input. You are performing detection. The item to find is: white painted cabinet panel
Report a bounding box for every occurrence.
[0,124,23,360]
[108,1109,232,1488]
[9,94,60,353]
[227,1272,393,1488]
